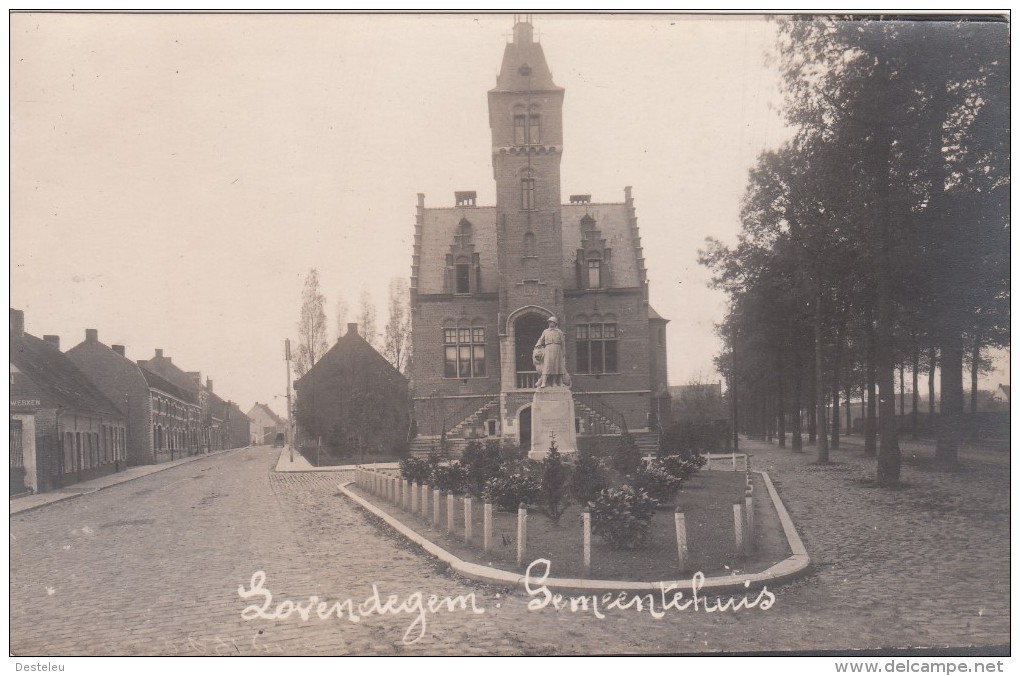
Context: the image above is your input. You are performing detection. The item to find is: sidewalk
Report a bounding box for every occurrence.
[10,445,249,516]
[273,447,398,473]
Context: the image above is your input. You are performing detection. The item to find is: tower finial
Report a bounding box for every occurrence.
[512,14,534,44]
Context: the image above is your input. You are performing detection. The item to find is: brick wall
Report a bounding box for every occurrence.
[67,340,155,465]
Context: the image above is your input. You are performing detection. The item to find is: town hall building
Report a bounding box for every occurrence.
[409,17,670,454]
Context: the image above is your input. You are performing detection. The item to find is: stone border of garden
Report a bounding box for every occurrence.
[337,469,810,594]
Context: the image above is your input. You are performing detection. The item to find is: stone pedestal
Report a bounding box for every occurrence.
[529,386,578,460]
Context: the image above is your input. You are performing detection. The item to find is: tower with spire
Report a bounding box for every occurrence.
[408,16,671,455]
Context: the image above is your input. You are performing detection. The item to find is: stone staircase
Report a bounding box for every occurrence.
[408,397,499,459]
[632,430,661,456]
[573,400,624,436]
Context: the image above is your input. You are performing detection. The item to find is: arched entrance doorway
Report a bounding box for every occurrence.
[519,406,532,451]
[514,313,547,389]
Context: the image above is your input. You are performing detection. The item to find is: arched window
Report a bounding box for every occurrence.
[521,178,536,210]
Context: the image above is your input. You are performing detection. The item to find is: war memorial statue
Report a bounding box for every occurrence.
[530,316,578,459]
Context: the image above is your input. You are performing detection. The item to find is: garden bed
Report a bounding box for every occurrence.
[347,470,791,582]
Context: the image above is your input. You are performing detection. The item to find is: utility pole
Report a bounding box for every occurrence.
[285,338,294,463]
[732,320,739,452]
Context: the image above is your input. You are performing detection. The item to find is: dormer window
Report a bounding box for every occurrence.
[587,259,602,289]
[455,263,471,294]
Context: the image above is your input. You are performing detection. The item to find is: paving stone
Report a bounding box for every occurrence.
[9,443,1009,655]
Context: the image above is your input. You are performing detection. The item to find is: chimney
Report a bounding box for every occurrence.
[206,378,213,393]
[86,328,98,343]
[155,349,164,358]
[43,335,60,350]
[112,345,126,357]
[10,308,24,338]
[347,322,359,337]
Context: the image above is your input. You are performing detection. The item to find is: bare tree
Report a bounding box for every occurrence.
[383,277,411,374]
[334,296,349,341]
[295,268,328,379]
[357,287,379,348]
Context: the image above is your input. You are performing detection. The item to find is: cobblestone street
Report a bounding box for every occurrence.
[9,442,1009,655]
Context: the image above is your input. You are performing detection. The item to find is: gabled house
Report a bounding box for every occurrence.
[294,323,410,459]
[10,309,127,494]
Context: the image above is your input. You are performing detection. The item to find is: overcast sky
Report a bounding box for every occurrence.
[9,12,1008,413]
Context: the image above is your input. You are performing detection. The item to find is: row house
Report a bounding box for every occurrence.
[10,308,252,496]
[226,401,251,450]
[10,310,127,494]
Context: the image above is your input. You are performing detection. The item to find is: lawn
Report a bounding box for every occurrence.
[348,469,791,582]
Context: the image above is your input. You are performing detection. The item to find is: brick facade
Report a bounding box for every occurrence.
[11,311,127,494]
[408,19,670,452]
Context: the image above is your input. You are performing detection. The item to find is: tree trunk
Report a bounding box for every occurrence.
[936,330,964,465]
[927,346,937,434]
[845,383,853,439]
[831,325,843,449]
[865,323,877,458]
[808,373,817,445]
[873,79,900,487]
[792,367,803,452]
[776,348,786,448]
[970,337,980,415]
[970,336,981,442]
[918,346,926,442]
[814,289,829,462]
[899,361,905,432]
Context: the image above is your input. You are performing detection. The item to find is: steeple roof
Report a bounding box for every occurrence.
[492,16,561,93]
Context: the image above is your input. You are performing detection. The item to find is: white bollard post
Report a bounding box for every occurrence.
[516,504,528,567]
[463,496,473,543]
[675,509,689,573]
[734,503,746,557]
[447,493,455,533]
[706,454,712,471]
[582,509,592,577]
[732,452,737,471]
[483,501,493,553]
[433,488,441,526]
[422,484,430,518]
[403,480,411,510]
[745,495,755,549]
[411,482,419,513]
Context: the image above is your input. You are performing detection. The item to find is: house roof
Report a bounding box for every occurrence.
[10,331,123,418]
[140,367,193,403]
[296,328,407,388]
[648,305,667,322]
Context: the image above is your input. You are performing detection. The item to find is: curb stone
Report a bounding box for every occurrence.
[338,469,810,595]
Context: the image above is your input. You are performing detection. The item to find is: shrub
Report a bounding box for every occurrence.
[569,449,609,506]
[429,461,470,495]
[660,421,726,458]
[537,438,570,521]
[630,462,683,503]
[611,432,643,476]
[399,456,434,485]
[589,486,658,549]
[656,454,705,482]
[483,472,541,512]
[461,439,503,496]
